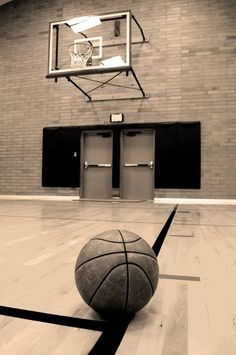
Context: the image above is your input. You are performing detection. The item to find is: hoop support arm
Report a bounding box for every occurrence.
[66,68,147,99]
[130,67,146,97]
[66,77,91,101]
[132,15,146,42]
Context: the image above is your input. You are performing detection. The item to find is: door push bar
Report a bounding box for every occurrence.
[124,161,153,169]
[84,161,112,169]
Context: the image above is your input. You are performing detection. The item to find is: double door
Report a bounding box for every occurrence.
[80,129,154,200]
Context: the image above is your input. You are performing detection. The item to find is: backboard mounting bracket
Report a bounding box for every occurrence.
[66,77,92,101]
[132,14,146,42]
[64,66,148,101]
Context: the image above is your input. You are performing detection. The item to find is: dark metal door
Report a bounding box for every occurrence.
[81,131,113,199]
[120,129,154,200]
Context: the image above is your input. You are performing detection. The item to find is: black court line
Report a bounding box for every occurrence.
[0,205,178,354]
[152,205,178,256]
[0,305,107,331]
[159,274,201,282]
[88,315,133,355]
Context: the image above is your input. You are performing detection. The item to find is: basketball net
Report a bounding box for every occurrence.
[68,42,93,68]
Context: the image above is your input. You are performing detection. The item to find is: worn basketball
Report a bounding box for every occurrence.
[75,230,159,317]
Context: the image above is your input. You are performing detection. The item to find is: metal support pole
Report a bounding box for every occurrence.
[132,15,146,42]
[54,25,59,82]
[55,25,59,70]
[66,77,91,101]
[87,72,122,94]
[130,67,146,97]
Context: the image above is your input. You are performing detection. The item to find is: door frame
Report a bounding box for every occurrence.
[120,128,155,200]
[80,129,113,199]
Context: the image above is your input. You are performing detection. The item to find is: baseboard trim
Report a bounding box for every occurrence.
[0,195,235,205]
[154,198,236,205]
[0,195,79,201]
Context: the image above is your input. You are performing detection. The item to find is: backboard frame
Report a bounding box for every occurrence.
[46,10,132,79]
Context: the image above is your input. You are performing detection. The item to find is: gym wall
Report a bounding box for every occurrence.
[0,0,235,198]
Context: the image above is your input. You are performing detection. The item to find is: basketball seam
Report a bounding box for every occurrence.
[75,251,125,272]
[128,262,155,295]
[90,237,141,244]
[88,262,156,309]
[75,251,157,272]
[126,251,157,261]
[88,262,128,307]
[118,230,129,313]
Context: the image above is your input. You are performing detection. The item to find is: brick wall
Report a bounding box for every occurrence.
[0,0,235,198]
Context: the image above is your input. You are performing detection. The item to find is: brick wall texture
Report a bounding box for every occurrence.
[0,0,236,198]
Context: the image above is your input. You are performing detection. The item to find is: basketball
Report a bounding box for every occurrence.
[74,230,159,317]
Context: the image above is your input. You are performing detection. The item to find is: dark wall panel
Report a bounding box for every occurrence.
[155,123,179,188]
[178,122,201,189]
[42,127,80,187]
[155,122,201,189]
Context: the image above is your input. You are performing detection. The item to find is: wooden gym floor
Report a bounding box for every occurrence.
[0,199,235,354]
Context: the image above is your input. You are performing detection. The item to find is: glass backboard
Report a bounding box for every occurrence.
[46,11,132,79]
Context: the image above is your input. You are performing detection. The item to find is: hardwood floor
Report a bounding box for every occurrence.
[0,200,235,354]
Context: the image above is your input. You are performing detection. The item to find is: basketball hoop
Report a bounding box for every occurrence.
[68,41,93,68]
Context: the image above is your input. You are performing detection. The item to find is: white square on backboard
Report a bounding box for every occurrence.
[73,36,103,59]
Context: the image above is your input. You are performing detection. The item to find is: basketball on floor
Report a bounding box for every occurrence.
[75,229,159,317]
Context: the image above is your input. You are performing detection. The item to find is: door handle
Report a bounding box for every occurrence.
[84,161,112,169]
[124,163,139,167]
[149,160,153,169]
[124,161,153,169]
[97,164,112,168]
